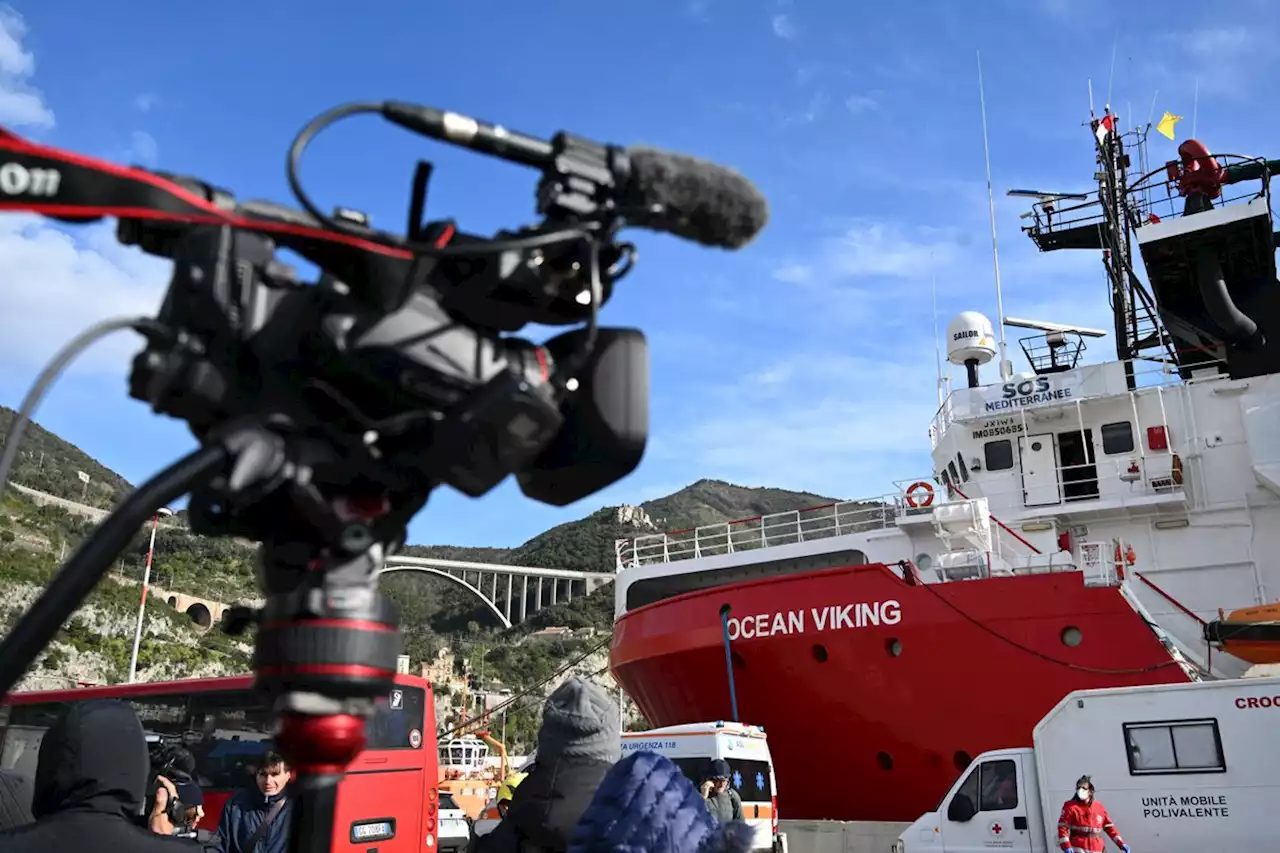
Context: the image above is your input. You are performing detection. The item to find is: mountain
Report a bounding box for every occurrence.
[0,407,133,509]
[0,405,848,691]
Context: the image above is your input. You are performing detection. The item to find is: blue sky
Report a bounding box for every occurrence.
[1,0,1278,552]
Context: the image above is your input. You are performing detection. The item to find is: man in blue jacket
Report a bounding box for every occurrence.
[215,751,293,853]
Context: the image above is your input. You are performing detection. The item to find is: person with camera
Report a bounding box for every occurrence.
[147,771,212,841]
[214,751,294,853]
[0,699,215,852]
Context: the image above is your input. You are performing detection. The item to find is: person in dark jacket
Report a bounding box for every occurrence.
[471,677,619,853]
[0,768,33,830]
[570,751,754,853]
[215,750,293,853]
[0,699,212,852]
[699,759,743,824]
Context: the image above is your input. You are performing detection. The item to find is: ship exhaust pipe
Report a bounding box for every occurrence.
[1195,247,1265,349]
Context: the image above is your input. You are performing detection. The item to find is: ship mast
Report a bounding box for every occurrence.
[1093,106,1178,389]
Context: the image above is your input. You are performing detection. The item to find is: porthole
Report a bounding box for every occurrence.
[811,644,828,663]
[915,553,933,572]
[953,750,972,771]
[1060,626,1083,647]
[886,638,902,657]
[876,751,894,771]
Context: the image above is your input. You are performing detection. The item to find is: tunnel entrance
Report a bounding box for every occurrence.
[186,602,212,629]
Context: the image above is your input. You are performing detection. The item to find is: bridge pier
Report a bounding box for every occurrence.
[521,576,528,622]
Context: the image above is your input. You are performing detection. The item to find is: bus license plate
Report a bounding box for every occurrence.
[351,820,396,843]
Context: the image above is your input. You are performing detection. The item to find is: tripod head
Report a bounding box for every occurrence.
[0,100,766,852]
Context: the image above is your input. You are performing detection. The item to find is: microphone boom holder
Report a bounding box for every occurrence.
[0,100,765,852]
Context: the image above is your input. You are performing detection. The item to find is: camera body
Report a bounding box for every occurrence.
[145,739,199,827]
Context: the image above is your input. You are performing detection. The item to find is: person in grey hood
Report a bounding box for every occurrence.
[699,759,742,824]
[471,677,620,853]
[0,699,213,852]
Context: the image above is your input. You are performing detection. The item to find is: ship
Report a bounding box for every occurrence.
[609,109,1280,824]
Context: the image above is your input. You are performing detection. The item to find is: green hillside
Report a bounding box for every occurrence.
[0,405,849,692]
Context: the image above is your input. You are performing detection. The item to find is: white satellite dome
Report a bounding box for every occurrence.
[945,311,998,366]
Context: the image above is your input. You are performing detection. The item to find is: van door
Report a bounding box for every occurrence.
[1019,434,1062,507]
[939,756,1033,852]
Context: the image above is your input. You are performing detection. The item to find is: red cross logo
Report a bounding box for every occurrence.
[990,821,1004,836]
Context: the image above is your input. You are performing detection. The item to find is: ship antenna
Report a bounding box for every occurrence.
[932,257,945,406]
[976,50,1013,381]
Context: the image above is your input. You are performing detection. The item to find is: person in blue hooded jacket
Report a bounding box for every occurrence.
[569,751,754,853]
[215,751,293,853]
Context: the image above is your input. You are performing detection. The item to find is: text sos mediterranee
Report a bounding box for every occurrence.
[0,163,61,197]
[984,376,1072,414]
[726,601,900,641]
[1141,794,1229,820]
[621,740,678,753]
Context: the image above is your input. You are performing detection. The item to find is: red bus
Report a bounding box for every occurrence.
[0,674,442,852]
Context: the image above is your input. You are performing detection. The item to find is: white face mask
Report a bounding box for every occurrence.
[1076,788,1090,800]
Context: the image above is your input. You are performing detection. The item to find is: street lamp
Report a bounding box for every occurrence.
[126,506,173,683]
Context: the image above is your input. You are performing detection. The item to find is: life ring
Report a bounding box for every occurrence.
[1176,140,1225,199]
[1171,454,1184,486]
[905,481,935,508]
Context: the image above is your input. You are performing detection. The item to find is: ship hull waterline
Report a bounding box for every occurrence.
[610,562,1190,823]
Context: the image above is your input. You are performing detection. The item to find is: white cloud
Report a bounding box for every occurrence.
[1147,25,1280,97]
[0,6,52,129]
[844,94,879,114]
[125,130,159,167]
[134,93,158,113]
[0,13,171,377]
[654,349,942,497]
[0,216,173,375]
[771,14,797,40]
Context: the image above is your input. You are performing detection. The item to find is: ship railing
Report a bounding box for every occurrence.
[1124,152,1274,228]
[616,495,908,569]
[929,349,1231,446]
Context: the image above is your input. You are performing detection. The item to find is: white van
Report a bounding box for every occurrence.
[895,676,1280,853]
[621,721,782,852]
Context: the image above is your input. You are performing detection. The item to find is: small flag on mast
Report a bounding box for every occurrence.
[1094,113,1117,144]
[1156,111,1183,141]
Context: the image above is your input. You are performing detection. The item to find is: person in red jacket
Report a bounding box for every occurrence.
[1057,775,1129,853]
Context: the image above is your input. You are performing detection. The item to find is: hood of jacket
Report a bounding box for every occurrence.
[31,699,148,821]
[506,755,613,850]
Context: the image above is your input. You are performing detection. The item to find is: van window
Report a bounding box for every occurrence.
[949,766,979,821]
[984,440,1014,471]
[978,759,1018,810]
[669,756,772,804]
[1123,718,1225,775]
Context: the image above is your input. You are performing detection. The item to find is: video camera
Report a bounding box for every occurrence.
[145,739,201,827]
[0,99,767,851]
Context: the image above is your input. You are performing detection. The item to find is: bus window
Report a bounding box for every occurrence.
[187,690,275,792]
[367,686,426,750]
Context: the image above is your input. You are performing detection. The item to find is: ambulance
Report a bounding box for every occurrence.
[894,676,1280,853]
[621,721,783,852]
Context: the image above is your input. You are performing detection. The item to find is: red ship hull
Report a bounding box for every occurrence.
[610,562,1190,823]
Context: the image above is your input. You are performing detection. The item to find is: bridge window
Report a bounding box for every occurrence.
[955,453,969,482]
[947,460,959,484]
[984,440,1014,471]
[1101,421,1135,455]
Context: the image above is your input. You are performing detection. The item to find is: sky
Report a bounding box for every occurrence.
[1,0,1278,552]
